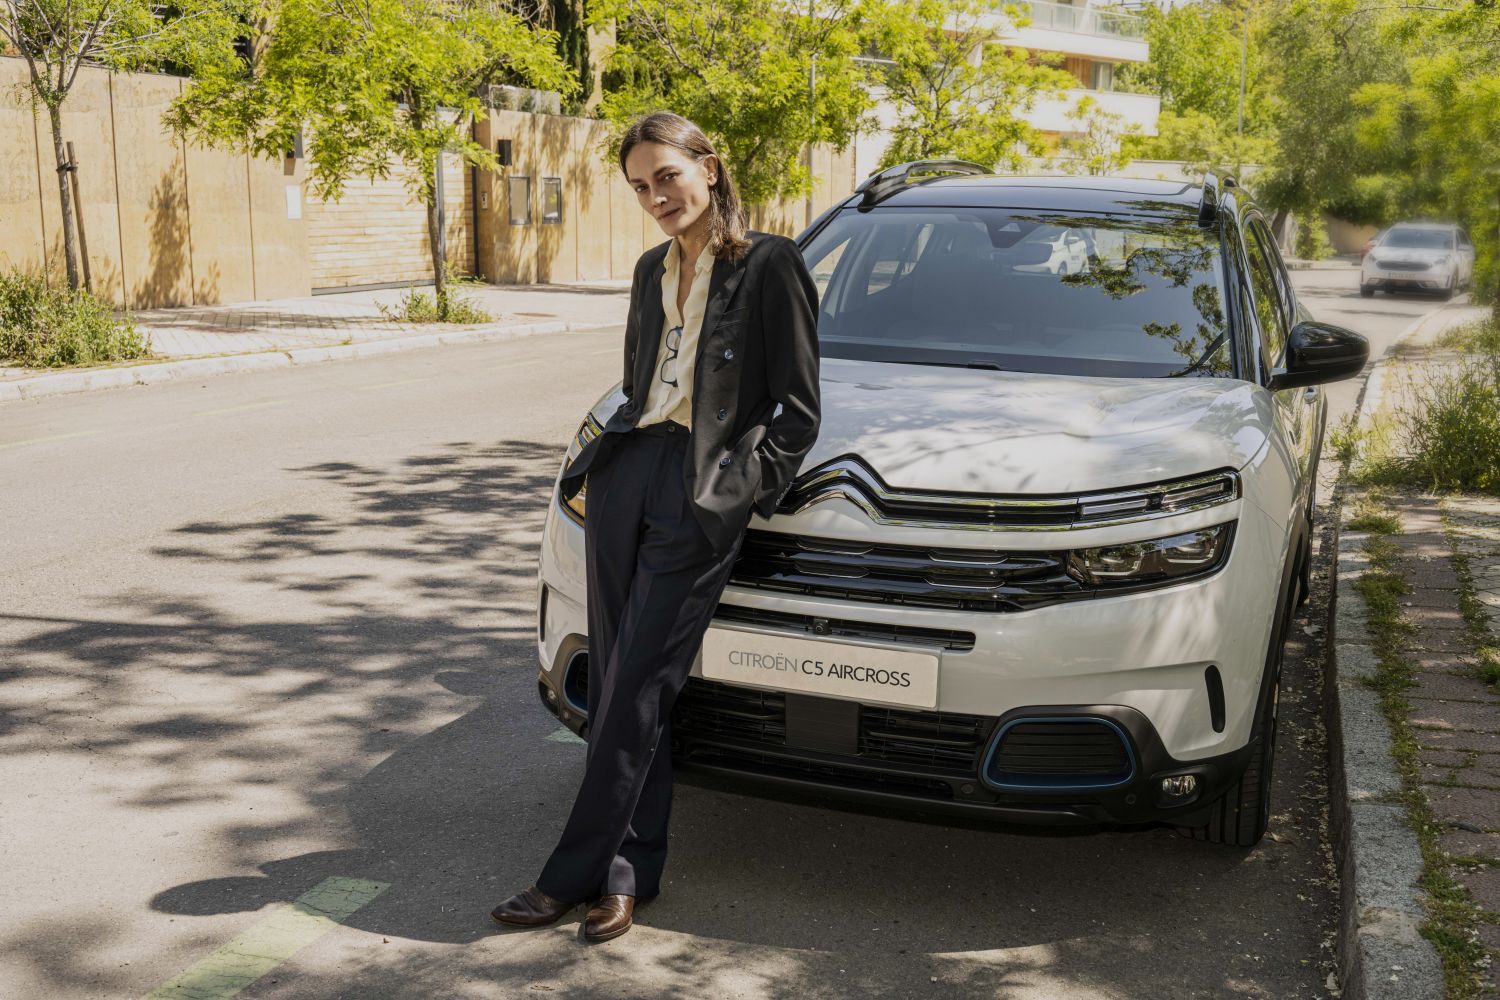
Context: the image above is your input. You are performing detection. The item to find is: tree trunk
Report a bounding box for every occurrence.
[425,189,447,320]
[46,103,82,290]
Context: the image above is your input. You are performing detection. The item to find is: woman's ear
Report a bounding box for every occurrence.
[703,154,719,187]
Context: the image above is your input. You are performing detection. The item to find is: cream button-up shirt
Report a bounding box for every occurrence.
[637,237,716,431]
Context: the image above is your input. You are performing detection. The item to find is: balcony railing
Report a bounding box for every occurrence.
[1010,0,1146,41]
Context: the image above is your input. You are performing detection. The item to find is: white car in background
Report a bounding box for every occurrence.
[1361,222,1475,298]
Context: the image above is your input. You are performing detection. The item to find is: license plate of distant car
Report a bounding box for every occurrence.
[699,626,939,708]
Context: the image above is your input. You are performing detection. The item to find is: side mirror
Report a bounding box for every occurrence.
[1267,321,1369,391]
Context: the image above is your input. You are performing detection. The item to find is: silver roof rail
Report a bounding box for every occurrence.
[855,159,991,207]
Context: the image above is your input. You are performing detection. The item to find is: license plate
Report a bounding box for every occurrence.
[1387,272,1423,281]
[699,625,939,709]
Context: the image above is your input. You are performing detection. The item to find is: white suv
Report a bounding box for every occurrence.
[535,166,1369,848]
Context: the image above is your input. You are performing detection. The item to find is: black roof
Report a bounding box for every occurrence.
[853,174,1206,217]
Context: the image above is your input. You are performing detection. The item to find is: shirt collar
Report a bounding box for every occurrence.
[664,237,715,276]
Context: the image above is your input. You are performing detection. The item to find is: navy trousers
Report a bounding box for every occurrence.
[536,418,749,903]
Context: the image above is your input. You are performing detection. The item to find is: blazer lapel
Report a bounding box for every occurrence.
[694,253,748,366]
[630,249,669,408]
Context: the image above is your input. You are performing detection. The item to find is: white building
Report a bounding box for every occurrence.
[854,0,1160,177]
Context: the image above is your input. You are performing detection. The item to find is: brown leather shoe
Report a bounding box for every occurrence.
[489,885,574,926]
[581,893,635,942]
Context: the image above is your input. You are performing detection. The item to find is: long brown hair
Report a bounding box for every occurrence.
[618,112,753,263]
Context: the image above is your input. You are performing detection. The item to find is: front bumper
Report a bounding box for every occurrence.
[534,472,1291,828]
[1361,261,1455,291]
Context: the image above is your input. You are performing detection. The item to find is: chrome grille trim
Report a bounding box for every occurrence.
[776,457,1240,531]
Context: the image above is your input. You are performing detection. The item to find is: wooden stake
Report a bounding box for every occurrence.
[66,141,92,292]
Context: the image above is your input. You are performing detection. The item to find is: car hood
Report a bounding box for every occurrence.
[792,359,1272,494]
[1371,245,1452,262]
[590,358,1274,495]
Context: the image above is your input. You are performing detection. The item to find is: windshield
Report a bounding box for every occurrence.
[1383,228,1453,249]
[800,206,1230,378]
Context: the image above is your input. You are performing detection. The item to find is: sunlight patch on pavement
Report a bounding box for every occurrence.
[547,726,586,745]
[142,876,389,999]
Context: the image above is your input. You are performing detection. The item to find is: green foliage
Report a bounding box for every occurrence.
[377,287,492,324]
[0,271,151,368]
[587,0,874,207]
[1292,209,1332,260]
[1054,96,1137,176]
[871,0,1072,171]
[1116,0,1267,126]
[170,0,574,320]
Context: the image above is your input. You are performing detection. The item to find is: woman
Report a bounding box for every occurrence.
[490,111,822,942]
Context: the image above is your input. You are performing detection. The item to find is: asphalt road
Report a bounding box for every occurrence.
[0,267,1451,999]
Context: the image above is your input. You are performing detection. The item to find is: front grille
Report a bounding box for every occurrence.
[1380,259,1430,271]
[713,603,976,651]
[668,677,994,778]
[729,530,1082,612]
[986,719,1134,788]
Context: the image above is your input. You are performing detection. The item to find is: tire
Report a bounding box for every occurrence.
[1440,274,1456,301]
[1359,284,1375,298]
[1181,575,1293,847]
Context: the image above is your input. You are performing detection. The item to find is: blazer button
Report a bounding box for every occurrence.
[719,456,731,467]
[716,407,727,420]
[723,348,734,360]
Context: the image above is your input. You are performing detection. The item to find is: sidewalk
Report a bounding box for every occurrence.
[1334,304,1500,997]
[0,280,630,401]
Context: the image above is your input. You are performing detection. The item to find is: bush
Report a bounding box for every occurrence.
[376,286,492,325]
[1293,210,1333,261]
[0,271,151,368]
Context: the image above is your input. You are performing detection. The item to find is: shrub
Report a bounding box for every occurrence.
[0,271,151,368]
[1396,351,1500,493]
[376,287,492,324]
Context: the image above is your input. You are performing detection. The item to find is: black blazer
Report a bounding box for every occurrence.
[558,229,822,554]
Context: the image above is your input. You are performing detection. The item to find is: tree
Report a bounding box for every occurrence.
[0,0,242,290]
[1350,1,1500,315]
[1056,95,1138,176]
[869,0,1073,170]
[169,0,576,317]
[585,0,876,206]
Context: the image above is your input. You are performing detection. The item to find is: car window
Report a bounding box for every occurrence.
[1250,217,1296,333]
[1459,229,1474,250]
[797,206,1231,379]
[1243,221,1289,366]
[1385,228,1454,249]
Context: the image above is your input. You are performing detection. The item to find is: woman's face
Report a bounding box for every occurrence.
[624,140,718,240]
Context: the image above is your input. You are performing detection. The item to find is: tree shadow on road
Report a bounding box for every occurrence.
[0,437,1335,999]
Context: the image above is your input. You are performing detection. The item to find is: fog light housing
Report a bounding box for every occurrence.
[1160,774,1198,798]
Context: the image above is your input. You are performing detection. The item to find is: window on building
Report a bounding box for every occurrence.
[508,175,531,225]
[541,177,563,224]
[1091,61,1114,92]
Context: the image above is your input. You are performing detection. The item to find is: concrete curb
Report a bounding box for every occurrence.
[0,318,619,404]
[1326,303,1477,1000]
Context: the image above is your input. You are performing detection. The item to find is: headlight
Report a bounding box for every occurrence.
[1066,523,1234,587]
[559,412,604,524]
[1433,255,1450,266]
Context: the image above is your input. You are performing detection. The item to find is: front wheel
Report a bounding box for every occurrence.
[1440,274,1456,300]
[1359,284,1375,298]
[1180,578,1292,847]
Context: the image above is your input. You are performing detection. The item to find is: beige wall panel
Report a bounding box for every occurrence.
[472,114,498,281]
[248,152,310,300]
[109,72,192,308]
[574,120,612,280]
[609,163,639,278]
[31,66,126,303]
[0,58,45,274]
[534,114,576,283]
[487,110,537,283]
[183,142,256,304]
[305,151,473,290]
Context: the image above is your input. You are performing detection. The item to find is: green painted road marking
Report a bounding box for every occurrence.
[0,429,97,450]
[143,876,389,1000]
[196,399,287,417]
[547,726,586,745]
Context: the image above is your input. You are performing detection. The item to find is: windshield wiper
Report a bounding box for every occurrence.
[900,359,1022,372]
